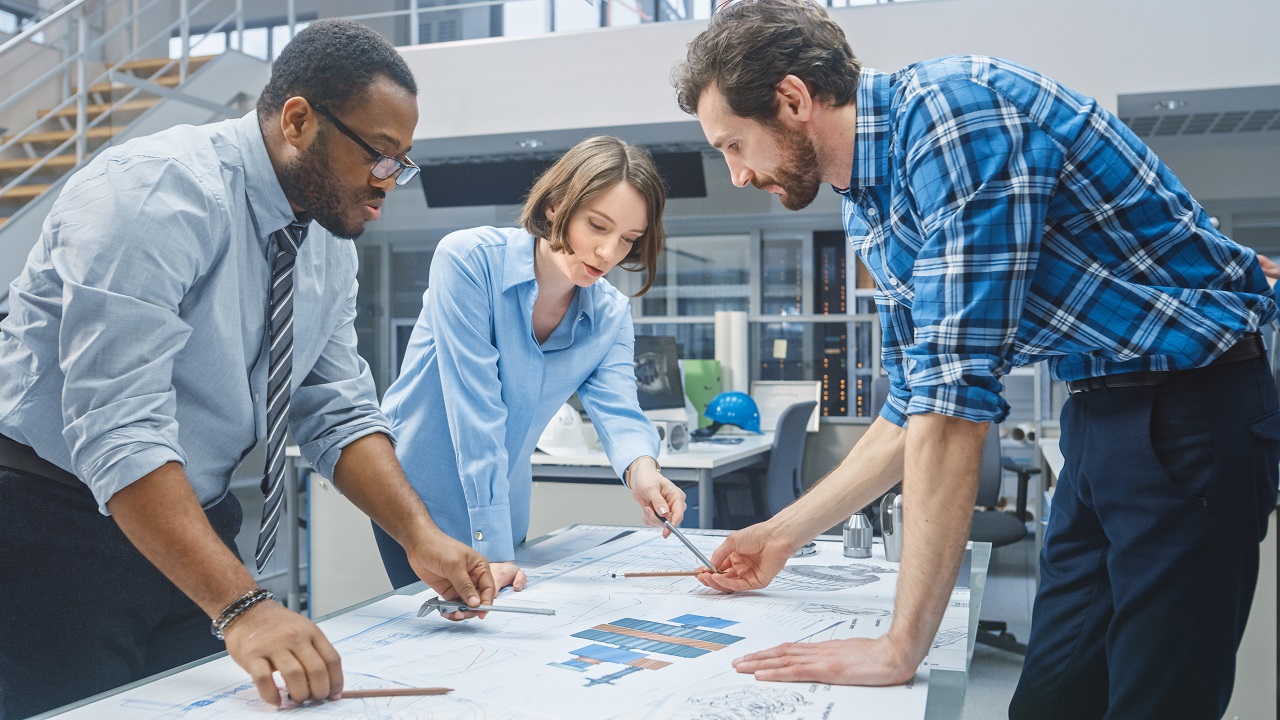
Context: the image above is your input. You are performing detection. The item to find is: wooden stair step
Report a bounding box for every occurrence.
[81,75,181,95]
[39,98,158,120]
[5,126,123,144]
[0,155,78,173]
[117,54,215,75]
[0,184,51,201]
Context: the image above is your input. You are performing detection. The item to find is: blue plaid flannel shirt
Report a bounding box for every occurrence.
[839,56,1276,426]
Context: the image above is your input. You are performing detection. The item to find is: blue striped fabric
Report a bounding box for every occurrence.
[839,56,1277,426]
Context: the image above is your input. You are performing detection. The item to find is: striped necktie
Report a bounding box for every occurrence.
[254,219,309,573]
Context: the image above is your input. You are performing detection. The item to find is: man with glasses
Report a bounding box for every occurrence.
[0,19,495,718]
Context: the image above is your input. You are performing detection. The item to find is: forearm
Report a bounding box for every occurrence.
[107,462,258,617]
[331,432,442,547]
[887,413,985,665]
[768,416,908,547]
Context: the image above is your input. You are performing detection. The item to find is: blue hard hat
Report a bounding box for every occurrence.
[704,392,763,434]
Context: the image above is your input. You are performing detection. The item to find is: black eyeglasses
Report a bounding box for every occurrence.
[310,102,420,186]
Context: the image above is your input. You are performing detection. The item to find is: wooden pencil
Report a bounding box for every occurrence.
[341,687,453,698]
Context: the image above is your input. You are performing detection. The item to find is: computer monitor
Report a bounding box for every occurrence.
[633,335,686,411]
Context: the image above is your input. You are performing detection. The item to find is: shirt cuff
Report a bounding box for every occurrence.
[879,394,910,428]
[83,441,185,515]
[905,383,1009,424]
[466,503,514,561]
[303,421,395,481]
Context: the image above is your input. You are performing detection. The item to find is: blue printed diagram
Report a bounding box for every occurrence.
[550,614,744,687]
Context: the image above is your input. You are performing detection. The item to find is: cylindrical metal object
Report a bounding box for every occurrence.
[881,492,904,562]
[843,512,873,558]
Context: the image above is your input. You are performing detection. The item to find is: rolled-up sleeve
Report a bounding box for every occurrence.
[577,312,660,481]
[876,291,914,428]
[428,240,515,560]
[52,158,220,511]
[897,79,1062,423]
[292,268,392,480]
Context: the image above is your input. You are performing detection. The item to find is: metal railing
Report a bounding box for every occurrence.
[0,0,244,203]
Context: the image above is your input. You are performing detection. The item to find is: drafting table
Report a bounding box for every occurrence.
[530,433,775,529]
[34,524,990,720]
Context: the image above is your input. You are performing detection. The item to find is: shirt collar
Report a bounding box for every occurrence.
[503,230,596,322]
[845,68,892,194]
[234,112,300,241]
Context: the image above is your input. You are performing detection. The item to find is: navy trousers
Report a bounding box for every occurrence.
[0,468,242,719]
[1010,356,1280,719]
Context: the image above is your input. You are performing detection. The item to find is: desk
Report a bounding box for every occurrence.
[37,525,990,720]
[530,433,774,529]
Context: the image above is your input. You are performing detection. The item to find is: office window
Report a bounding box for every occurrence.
[631,230,880,422]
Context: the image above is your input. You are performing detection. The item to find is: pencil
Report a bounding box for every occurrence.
[340,687,453,698]
[621,570,704,578]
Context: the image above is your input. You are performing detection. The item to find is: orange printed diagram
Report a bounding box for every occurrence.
[550,614,744,687]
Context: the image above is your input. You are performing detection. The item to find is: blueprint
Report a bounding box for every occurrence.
[58,529,969,719]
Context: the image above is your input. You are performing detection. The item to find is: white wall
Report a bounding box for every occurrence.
[399,0,1280,139]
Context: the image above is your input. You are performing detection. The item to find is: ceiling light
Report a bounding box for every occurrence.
[517,138,544,149]
[1151,99,1188,111]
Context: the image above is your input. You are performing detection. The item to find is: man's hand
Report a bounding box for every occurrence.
[223,600,343,706]
[1259,254,1280,287]
[404,531,497,621]
[731,635,917,686]
[491,561,528,592]
[626,457,687,536]
[696,521,800,592]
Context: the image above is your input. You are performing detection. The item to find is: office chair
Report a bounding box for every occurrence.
[713,400,818,528]
[971,422,1040,655]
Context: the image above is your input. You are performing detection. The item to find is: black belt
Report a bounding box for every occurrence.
[0,433,84,489]
[1066,333,1266,394]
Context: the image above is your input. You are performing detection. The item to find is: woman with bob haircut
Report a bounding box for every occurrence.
[374,136,687,591]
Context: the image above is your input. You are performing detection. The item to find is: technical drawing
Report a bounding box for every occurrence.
[61,530,944,720]
[769,563,898,592]
[798,603,891,616]
[553,615,745,687]
[931,627,967,649]
[672,686,814,720]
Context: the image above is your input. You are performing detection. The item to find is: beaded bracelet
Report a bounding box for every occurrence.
[210,588,275,640]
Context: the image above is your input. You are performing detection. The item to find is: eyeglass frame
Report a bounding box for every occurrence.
[309,101,420,186]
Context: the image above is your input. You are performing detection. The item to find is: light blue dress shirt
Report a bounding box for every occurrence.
[0,112,390,513]
[382,227,660,561]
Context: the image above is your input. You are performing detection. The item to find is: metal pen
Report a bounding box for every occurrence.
[656,515,719,573]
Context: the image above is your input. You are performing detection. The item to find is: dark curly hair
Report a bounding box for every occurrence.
[673,0,860,122]
[256,19,417,120]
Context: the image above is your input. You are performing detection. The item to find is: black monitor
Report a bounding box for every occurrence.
[634,335,685,411]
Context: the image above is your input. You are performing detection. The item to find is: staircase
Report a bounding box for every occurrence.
[0,54,215,226]
[0,0,274,295]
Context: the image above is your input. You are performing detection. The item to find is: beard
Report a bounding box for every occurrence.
[278,131,381,240]
[754,124,823,211]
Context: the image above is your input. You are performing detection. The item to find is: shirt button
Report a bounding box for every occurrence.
[866,205,877,216]
[889,278,899,286]
[474,531,483,541]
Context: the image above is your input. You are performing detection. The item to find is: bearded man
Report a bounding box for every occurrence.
[674,2,1279,718]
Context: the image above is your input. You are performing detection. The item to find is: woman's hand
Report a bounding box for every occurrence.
[626,457,687,536]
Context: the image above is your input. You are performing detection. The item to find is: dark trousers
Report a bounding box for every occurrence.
[0,467,243,719]
[1010,356,1280,719]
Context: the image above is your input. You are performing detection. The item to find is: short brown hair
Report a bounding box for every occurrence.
[520,136,666,296]
[673,0,861,122]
